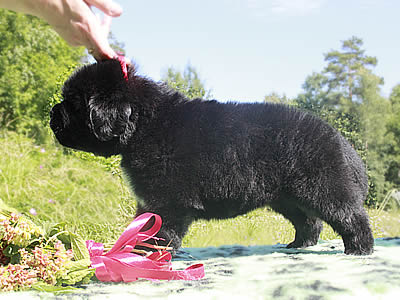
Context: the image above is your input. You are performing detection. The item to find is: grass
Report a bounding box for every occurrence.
[0,130,135,243]
[182,208,400,248]
[1,130,399,248]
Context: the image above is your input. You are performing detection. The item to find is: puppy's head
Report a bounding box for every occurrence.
[50,59,137,156]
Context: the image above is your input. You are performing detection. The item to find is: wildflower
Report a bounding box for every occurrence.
[0,211,77,291]
[9,213,19,223]
[48,199,55,204]
[29,208,37,216]
[40,148,46,153]
[0,264,37,291]
[0,213,43,247]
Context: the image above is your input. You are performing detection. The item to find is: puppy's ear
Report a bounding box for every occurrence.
[89,100,137,143]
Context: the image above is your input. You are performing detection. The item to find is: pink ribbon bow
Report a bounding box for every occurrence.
[86,213,205,282]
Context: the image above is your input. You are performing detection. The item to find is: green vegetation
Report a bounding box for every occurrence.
[293,37,399,205]
[182,208,400,248]
[1,130,398,249]
[162,63,212,100]
[0,11,398,248]
[0,10,84,142]
[0,130,134,244]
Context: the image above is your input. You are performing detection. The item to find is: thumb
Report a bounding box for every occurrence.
[85,0,123,17]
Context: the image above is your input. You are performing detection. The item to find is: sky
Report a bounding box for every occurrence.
[109,0,400,102]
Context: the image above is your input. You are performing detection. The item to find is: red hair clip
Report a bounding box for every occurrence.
[116,55,129,81]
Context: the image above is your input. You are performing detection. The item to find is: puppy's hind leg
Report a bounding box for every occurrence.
[270,195,323,248]
[325,207,374,255]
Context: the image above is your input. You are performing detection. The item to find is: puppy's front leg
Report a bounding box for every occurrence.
[135,205,192,251]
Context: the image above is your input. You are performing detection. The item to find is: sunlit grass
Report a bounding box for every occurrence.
[368,208,400,238]
[182,207,400,248]
[0,130,135,243]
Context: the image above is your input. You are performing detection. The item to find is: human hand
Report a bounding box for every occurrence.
[0,0,123,61]
[49,0,123,61]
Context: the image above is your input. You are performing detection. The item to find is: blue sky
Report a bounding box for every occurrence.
[110,0,399,102]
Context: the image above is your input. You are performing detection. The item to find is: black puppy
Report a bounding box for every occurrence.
[50,60,374,255]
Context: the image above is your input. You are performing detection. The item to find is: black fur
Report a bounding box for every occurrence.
[50,59,374,255]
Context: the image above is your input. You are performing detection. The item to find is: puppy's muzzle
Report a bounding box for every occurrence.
[50,103,69,134]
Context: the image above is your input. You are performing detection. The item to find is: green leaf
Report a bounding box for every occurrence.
[70,233,90,261]
[32,282,81,294]
[68,259,92,272]
[61,268,95,285]
[9,252,21,264]
[3,244,20,257]
[47,223,72,249]
[56,259,94,286]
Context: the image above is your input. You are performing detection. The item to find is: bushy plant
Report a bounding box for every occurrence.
[0,10,84,142]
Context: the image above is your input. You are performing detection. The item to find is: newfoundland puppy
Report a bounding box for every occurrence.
[50,59,374,255]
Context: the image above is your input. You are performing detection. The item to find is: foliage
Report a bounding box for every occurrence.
[297,37,383,112]
[323,36,381,108]
[295,36,395,206]
[356,69,392,203]
[385,84,400,186]
[263,92,293,105]
[0,130,133,244]
[162,63,212,100]
[296,72,332,109]
[182,207,399,248]
[0,210,93,292]
[0,10,84,141]
[108,32,126,56]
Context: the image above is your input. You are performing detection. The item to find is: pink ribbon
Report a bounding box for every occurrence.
[86,213,205,282]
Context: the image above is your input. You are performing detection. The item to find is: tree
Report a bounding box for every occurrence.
[389,84,400,113]
[297,36,383,113]
[295,37,390,206]
[295,72,330,109]
[356,69,392,202]
[0,10,84,140]
[263,92,293,105]
[161,64,212,100]
[385,84,400,186]
[323,36,382,111]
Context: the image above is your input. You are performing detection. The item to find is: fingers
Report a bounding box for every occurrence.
[86,5,117,60]
[101,14,112,31]
[66,0,124,61]
[90,45,116,61]
[84,0,123,17]
[98,16,117,60]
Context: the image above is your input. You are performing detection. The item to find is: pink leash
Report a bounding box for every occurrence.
[86,213,205,282]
